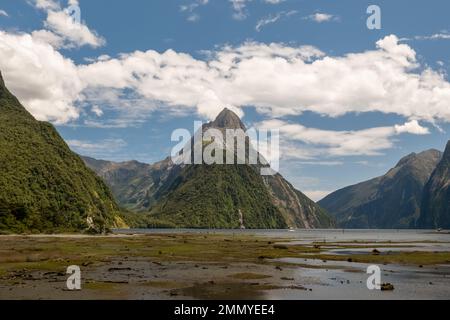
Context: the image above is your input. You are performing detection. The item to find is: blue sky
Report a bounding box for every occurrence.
[1,0,450,200]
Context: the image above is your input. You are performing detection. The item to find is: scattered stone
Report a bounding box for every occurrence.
[273,244,289,250]
[280,277,294,281]
[372,249,381,255]
[275,266,283,271]
[381,283,394,291]
[108,267,132,272]
[347,258,353,262]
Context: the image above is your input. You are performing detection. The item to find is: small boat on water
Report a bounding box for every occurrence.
[288,227,296,232]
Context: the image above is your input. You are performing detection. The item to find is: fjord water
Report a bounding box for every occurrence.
[115,229,450,300]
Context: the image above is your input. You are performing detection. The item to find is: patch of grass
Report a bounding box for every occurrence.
[295,251,450,266]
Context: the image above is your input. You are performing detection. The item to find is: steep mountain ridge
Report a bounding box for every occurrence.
[418,141,450,228]
[84,108,334,229]
[319,149,442,228]
[0,71,123,233]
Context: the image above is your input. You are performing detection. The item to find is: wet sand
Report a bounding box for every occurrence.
[0,230,449,299]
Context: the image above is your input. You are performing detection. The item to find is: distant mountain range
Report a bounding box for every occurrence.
[1,66,448,232]
[83,109,334,229]
[0,71,124,233]
[319,146,450,229]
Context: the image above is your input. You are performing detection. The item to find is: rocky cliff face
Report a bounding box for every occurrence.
[319,149,442,228]
[418,141,450,229]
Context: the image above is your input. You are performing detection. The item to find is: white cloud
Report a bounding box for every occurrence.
[76,42,325,120]
[229,0,251,20]
[43,9,105,48]
[255,10,297,32]
[77,34,450,123]
[306,12,337,23]
[180,0,209,22]
[67,138,127,154]
[2,32,450,130]
[415,32,450,41]
[394,120,430,135]
[31,0,105,49]
[0,31,82,123]
[229,0,283,20]
[187,13,200,22]
[0,9,9,17]
[34,0,60,10]
[257,118,430,158]
[91,105,103,117]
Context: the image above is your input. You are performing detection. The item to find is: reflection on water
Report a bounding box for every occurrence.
[113,228,450,300]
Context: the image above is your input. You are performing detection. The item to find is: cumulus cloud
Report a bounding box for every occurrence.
[31,0,105,49]
[0,31,82,123]
[44,9,105,48]
[76,42,325,120]
[394,120,430,134]
[78,34,450,123]
[1,32,450,133]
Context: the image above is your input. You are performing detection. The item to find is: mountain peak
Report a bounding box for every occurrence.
[395,149,442,168]
[209,108,246,130]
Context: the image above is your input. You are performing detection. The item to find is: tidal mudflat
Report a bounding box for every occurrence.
[0,229,449,299]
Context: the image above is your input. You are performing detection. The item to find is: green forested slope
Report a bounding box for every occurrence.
[0,72,122,233]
